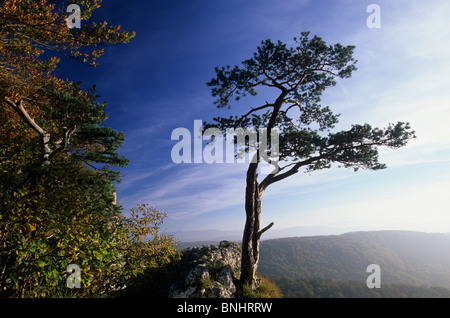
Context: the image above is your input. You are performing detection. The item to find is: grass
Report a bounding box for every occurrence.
[199,261,228,290]
[239,277,283,298]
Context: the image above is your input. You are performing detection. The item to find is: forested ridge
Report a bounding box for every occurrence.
[266,275,450,298]
[258,231,450,291]
[175,231,450,297]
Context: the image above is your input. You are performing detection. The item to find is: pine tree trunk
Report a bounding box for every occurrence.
[240,162,260,289]
[240,161,273,290]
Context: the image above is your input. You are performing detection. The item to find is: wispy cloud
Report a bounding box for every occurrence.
[326,1,450,169]
[114,0,450,233]
[119,163,247,218]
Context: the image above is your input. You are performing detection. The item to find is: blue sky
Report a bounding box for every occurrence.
[60,0,450,238]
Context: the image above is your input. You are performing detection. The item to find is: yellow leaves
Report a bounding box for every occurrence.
[1,0,135,106]
[0,0,140,297]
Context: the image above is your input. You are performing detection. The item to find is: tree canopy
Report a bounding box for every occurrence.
[205,32,416,289]
[207,32,415,181]
[0,0,178,297]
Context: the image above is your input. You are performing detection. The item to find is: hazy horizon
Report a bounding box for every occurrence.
[169,226,450,243]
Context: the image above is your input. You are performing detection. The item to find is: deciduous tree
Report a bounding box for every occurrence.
[0,1,178,297]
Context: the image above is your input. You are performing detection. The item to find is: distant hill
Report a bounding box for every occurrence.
[129,230,450,298]
[265,275,450,298]
[170,225,356,243]
[258,230,450,290]
[171,229,242,243]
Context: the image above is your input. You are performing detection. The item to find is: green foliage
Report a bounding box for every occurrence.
[113,204,180,284]
[208,262,228,279]
[197,262,229,290]
[205,31,415,182]
[258,231,450,290]
[0,1,178,298]
[268,276,450,298]
[0,197,179,297]
[239,277,282,298]
[0,85,133,297]
[207,32,357,109]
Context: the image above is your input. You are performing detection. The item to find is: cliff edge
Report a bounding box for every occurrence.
[169,241,241,298]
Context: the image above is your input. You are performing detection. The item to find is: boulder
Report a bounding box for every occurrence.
[169,241,241,298]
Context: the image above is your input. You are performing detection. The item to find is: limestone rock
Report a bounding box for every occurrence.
[169,241,241,298]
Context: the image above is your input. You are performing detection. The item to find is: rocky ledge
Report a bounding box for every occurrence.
[169,241,241,298]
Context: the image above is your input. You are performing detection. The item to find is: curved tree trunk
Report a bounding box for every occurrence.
[239,161,273,290]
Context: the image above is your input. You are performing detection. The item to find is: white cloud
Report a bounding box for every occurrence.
[326,0,450,169]
[119,163,247,219]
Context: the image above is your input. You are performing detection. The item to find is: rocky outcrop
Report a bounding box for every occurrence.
[169,241,241,298]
